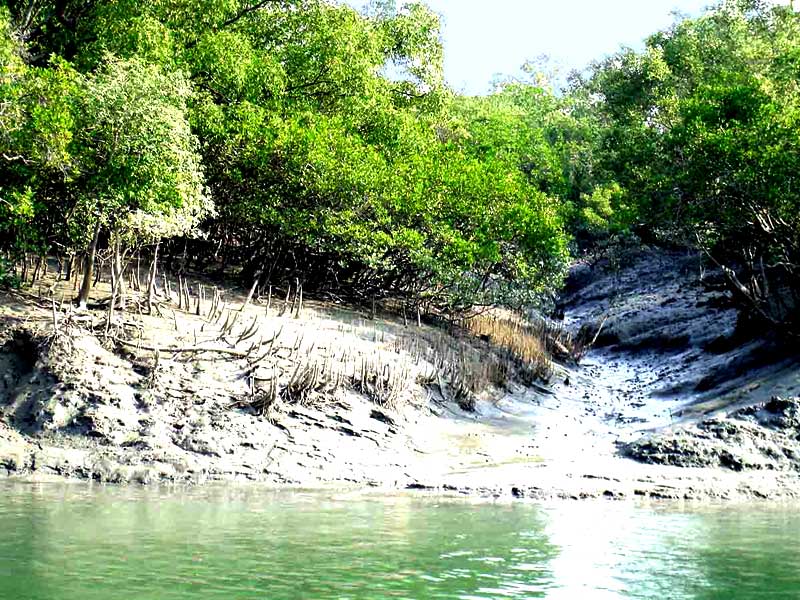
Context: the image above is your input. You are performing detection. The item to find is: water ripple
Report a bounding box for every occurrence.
[0,483,799,599]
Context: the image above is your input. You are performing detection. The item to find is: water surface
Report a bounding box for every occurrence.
[1,481,799,599]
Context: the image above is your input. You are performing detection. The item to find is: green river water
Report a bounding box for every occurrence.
[1,481,799,599]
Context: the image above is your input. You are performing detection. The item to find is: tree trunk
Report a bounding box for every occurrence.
[242,274,261,313]
[106,261,119,336]
[77,220,101,310]
[146,242,160,314]
[31,255,42,283]
[134,253,142,291]
[64,253,73,281]
[112,237,127,312]
[93,254,101,286]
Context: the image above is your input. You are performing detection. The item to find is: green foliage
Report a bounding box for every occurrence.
[0,256,19,288]
[0,0,578,312]
[379,2,444,95]
[573,183,623,239]
[0,6,20,73]
[75,56,211,242]
[584,0,800,326]
[20,0,799,324]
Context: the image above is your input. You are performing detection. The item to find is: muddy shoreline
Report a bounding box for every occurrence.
[2,248,799,501]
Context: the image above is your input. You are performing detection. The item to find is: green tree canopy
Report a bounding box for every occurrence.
[584,0,800,327]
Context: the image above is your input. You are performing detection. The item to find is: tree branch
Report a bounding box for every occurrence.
[114,336,256,359]
[219,0,285,30]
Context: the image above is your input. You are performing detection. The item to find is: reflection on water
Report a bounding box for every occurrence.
[1,482,799,599]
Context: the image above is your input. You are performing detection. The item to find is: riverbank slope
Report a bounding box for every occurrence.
[1,248,799,500]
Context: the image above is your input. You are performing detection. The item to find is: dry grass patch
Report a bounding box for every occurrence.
[463,312,548,368]
[463,310,581,363]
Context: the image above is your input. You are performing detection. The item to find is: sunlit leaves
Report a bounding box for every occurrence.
[0,0,574,310]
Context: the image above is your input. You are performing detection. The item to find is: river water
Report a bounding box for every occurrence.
[1,481,799,599]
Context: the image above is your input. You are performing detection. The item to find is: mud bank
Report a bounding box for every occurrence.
[1,247,799,501]
[621,397,800,473]
[0,297,454,488]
